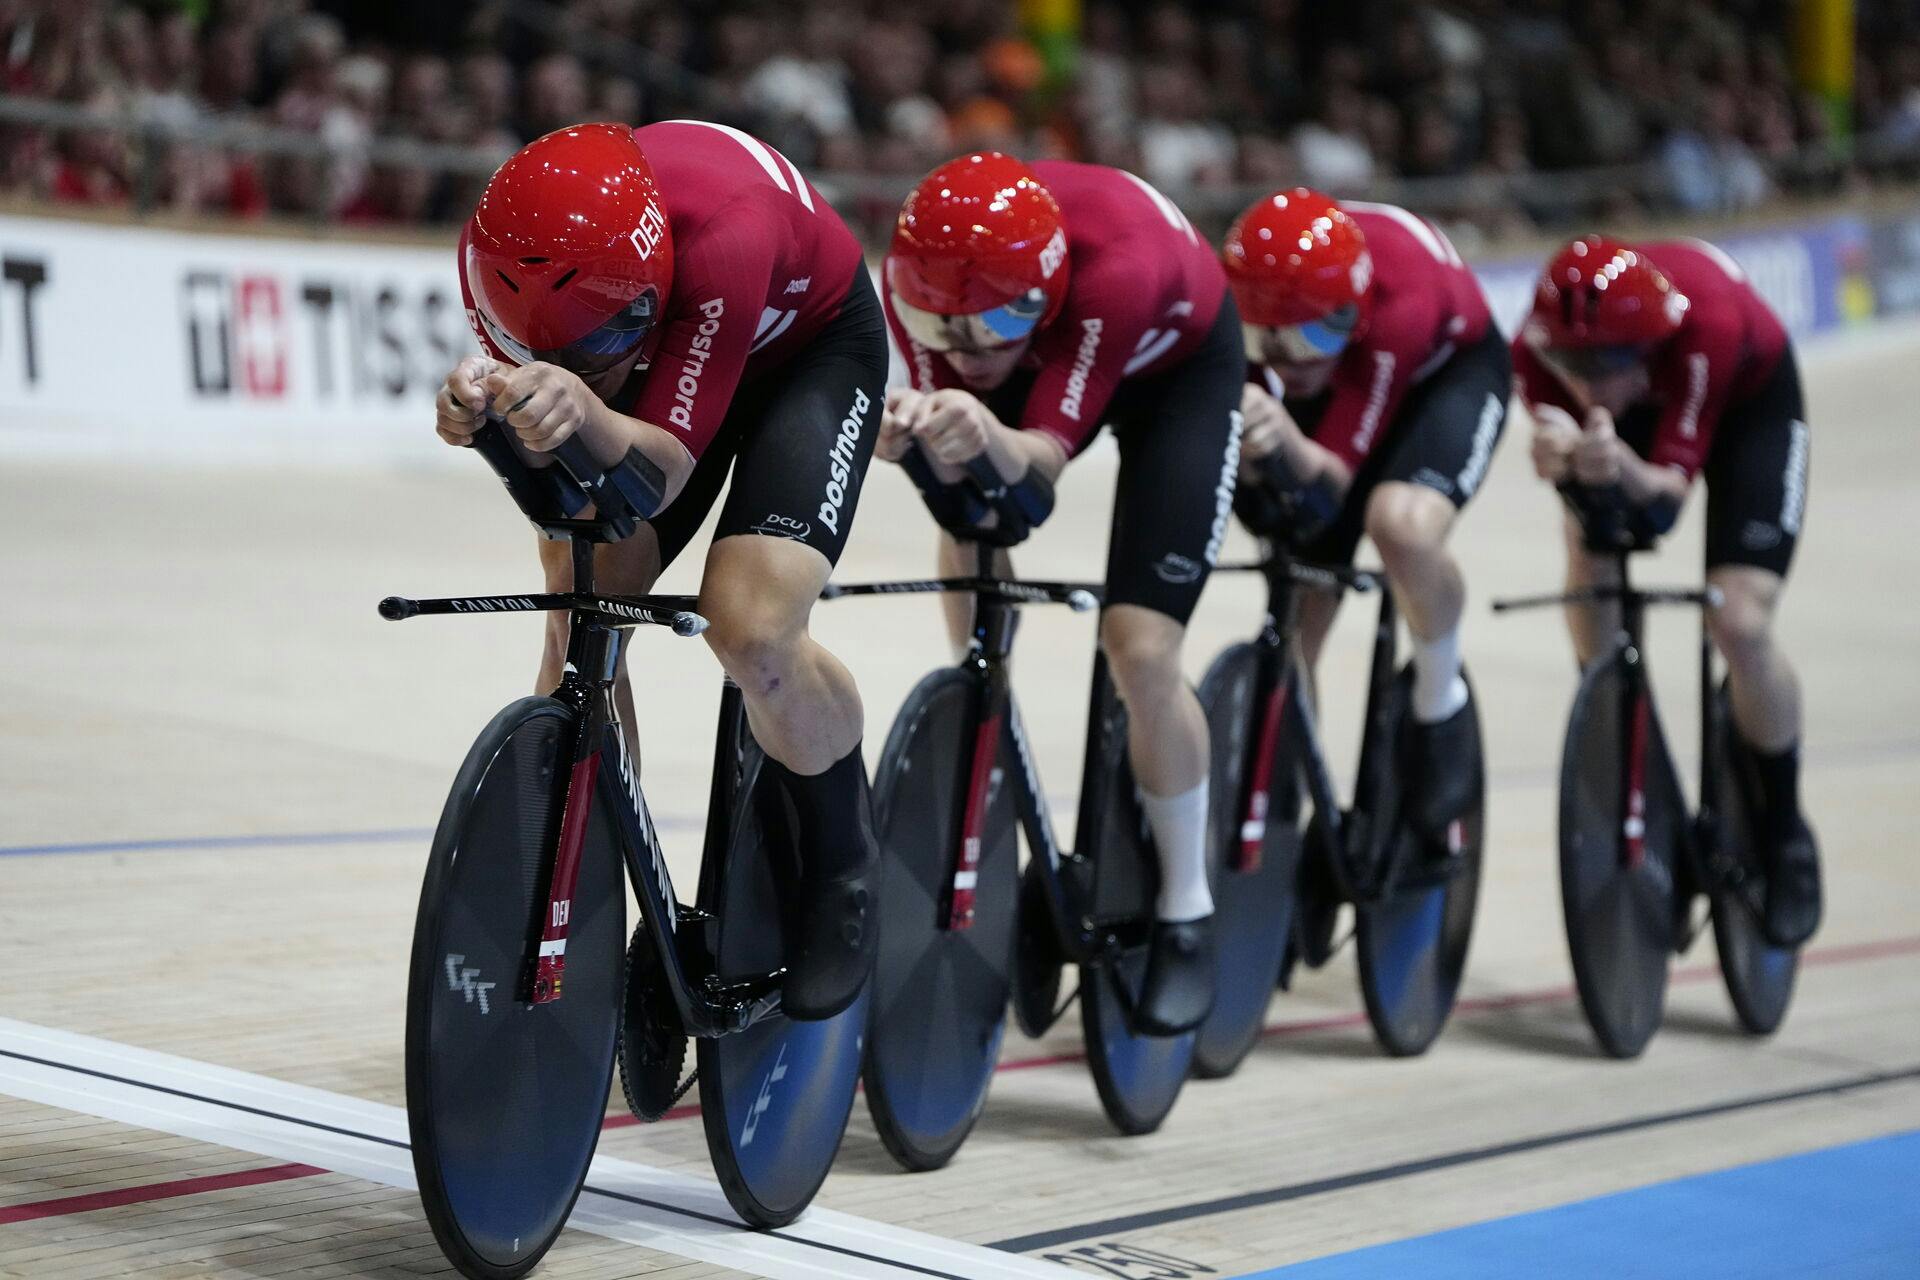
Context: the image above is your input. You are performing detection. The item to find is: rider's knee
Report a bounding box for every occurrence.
[1706,584,1778,675]
[1365,484,1450,568]
[1100,608,1185,704]
[701,583,807,686]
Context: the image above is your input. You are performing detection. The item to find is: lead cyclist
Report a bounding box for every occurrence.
[433,121,888,1019]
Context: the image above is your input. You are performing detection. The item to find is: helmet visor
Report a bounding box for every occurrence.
[1537,341,1645,383]
[892,288,1048,354]
[478,288,660,375]
[1244,303,1362,365]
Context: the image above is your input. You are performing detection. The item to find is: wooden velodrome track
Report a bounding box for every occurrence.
[3,321,1918,1278]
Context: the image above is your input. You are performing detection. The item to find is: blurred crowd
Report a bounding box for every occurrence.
[5,0,1920,237]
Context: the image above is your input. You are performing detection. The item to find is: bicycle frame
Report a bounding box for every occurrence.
[379,419,793,1041]
[825,542,1134,963]
[1213,551,1411,905]
[955,542,1137,962]
[1492,550,1721,893]
[388,538,788,1040]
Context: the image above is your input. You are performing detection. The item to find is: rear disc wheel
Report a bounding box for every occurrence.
[1354,669,1485,1058]
[1077,688,1194,1134]
[1709,682,1799,1035]
[699,738,867,1228]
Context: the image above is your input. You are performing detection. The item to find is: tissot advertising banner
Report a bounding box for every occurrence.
[0,215,474,457]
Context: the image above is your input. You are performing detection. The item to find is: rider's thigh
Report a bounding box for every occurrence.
[1102,293,1245,625]
[1558,509,1626,669]
[1559,509,1622,587]
[1701,351,1808,583]
[535,523,665,592]
[1295,585,1342,672]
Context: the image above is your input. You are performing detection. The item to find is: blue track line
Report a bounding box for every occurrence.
[0,829,436,858]
[0,810,717,859]
[1242,1128,1920,1280]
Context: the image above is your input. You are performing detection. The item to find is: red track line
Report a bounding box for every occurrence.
[0,1162,324,1225]
[600,932,1920,1127]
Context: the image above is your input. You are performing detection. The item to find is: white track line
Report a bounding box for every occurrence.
[0,1017,1068,1280]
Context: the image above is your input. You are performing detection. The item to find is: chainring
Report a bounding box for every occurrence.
[618,924,690,1122]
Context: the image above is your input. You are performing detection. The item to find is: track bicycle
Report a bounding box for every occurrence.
[1192,529,1487,1071]
[386,419,867,1278]
[841,451,1204,1168]
[1493,487,1799,1058]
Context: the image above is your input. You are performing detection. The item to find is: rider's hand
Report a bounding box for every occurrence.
[878,387,922,463]
[482,363,596,453]
[912,388,994,466]
[1572,407,1624,487]
[436,355,499,447]
[1530,403,1581,483]
[1238,382,1289,463]
[1237,381,1313,484]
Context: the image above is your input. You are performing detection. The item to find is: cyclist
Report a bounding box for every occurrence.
[1514,234,1820,947]
[434,121,887,1019]
[1223,189,1507,838]
[878,151,1243,1035]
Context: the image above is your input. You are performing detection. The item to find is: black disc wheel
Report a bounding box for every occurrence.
[1192,644,1301,1079]
[1559,648,1687,1059]
[1353,668,1485,1058]
[1082,944,1195,1135]
[698,738,866,1228]
[863,669,1020,1172]
[1078,683,1194,1135]
[407,697,626,1280]
[1708,682,1799,1035]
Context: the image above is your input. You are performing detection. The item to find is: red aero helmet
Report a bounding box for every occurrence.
[886,152,1070,341]
[1530,235,1687,349]
[1222,188,1373,328]
[464,122,674,367]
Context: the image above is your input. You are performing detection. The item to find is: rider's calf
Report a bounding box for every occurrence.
[1099,606,1206,795]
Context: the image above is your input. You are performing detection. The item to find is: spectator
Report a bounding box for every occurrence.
[1138,62,1236,191]
[6,0,1920,235]
[1660,85,1774,213]
[742,4,858,159]
[519,52,589,140]
[458,51,517,149]
[47,87,129,205]
[1293,81,1377,190]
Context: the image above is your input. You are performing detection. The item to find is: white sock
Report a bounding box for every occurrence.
[1411,628,1469,724]
[1140,781,1213,923]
